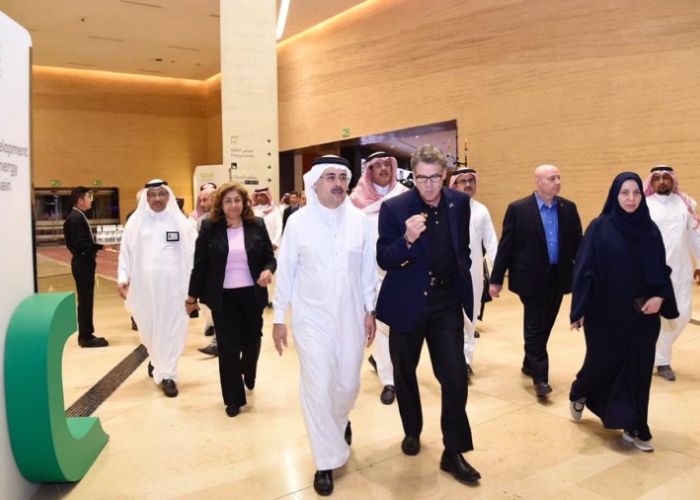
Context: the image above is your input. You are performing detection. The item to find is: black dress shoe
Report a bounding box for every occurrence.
[78,336,109,348]
[534,382,553,397]
[380,385,396,405]
[466,364,474,376]
[368,355,378,373]
[401,435,420,456]
[521,365,533,377]
[313,470,333,496]
[474,330,480,338]
[131,317,138,331]
[345,421,352,445]
[161,379,178,398]
[440,451,481,483]
[243,376,255,391]
[198,341,218,356]
[204,325,215,337]
[225,405,240,417]
[147,362,154,378]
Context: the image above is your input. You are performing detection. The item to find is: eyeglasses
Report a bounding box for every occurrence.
[414,174,443,185]
[320,173,349,183]
[370,160,392,170]
[456,178,475,186]
[147,190,169,199]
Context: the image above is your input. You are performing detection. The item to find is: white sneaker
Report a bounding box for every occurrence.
[622,430,654,452]
[569,398,585,421]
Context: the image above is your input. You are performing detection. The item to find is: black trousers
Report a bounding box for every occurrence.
[71,256,96,341]
[211,287,263,408]
[389,286,473,453]
[520,267,563,384]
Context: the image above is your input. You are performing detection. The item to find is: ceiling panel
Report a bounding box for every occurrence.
[0,0,366,80]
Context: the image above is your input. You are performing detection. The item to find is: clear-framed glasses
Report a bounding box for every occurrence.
[320,173,349,183]
[414,174,443,185]
[456,178,475,186]
[370,159,392,170]
[147,190,169,199]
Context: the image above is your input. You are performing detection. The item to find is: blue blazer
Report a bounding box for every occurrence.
[375,187,473,333]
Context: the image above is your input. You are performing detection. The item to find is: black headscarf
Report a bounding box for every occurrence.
[601,172,655,239]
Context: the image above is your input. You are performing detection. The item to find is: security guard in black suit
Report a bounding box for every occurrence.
[63,186,108,347]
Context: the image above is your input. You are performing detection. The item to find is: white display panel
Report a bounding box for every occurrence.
[0,10,36,497]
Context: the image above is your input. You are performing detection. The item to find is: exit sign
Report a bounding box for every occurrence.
[50,179,61,187]
[341,128,350,138]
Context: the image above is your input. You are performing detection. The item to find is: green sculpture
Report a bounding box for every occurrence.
[4,292,109,482]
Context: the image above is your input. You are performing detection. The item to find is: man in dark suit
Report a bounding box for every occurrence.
[281,191,300,230]
[376,144,481,485]
[489,164,582,398]
[63,186,108,348]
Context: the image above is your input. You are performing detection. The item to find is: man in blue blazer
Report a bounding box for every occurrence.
[489,164,582,398]
[376,145,480,484]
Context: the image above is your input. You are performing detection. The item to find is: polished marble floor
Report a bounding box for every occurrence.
[31,255,700,499]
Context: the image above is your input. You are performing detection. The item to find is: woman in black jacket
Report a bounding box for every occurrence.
[186,182,276,417]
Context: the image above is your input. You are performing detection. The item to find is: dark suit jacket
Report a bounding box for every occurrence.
[63,208,103,261]
[375,188,473,333]
[188,217,276,313]
[491,193,582,299]
[282,205,299,230]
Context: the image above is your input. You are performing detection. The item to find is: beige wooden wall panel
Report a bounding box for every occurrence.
[220,0,279,197]
[32,67,209,220]
[277,0,700,230]
[205,76,223,165]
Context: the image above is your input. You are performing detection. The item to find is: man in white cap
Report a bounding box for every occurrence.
[252,187,283,251]
[273,155,377,496]
[644,165,700,381]
[449,167,498,376]
[118,179,197,398]
[350,151,408,404]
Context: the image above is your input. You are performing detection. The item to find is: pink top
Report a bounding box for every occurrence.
[223,227,254,289]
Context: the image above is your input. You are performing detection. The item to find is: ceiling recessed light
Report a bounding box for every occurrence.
[155,58,163,62]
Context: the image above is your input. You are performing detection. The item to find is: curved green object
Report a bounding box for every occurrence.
[4,292,109,482]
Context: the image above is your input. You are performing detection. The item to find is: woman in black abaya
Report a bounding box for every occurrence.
[568,172,677,451]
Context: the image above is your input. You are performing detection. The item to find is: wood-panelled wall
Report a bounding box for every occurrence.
[32,67,211,219]
[277,0,700,229]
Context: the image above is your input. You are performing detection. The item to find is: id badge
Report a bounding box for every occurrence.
[166,231,180,242]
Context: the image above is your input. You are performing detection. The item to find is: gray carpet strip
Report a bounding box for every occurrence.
[65,344,148,417]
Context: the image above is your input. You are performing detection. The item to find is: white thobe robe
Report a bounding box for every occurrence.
[463,199,498,365]
[647,193,700,366]
[118,210,196,383]
[253,204,283,248]
[354,182,408,386]
[274,201,377,470]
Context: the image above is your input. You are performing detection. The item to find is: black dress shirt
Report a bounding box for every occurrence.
[421,197,457,279]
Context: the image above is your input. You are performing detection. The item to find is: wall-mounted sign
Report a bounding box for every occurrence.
[342,128,351,138]
[50,179,60,187]
[93,180,103,187]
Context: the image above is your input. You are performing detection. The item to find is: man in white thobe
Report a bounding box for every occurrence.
[449,168,498,375]
[350,151,408,404]
[273,155,377,496]
[644,165,700,381]
[118,179,197,397]
[252,187,283,250]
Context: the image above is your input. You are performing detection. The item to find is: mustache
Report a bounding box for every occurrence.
[331,187,345,194]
